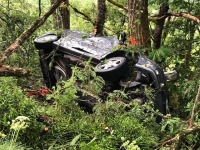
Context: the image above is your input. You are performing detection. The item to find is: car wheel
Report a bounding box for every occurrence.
[34,33,59,50]
[54,65,67,82]
[96,57,128,78]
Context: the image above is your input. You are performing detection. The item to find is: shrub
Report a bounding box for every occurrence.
[0,77,45,148]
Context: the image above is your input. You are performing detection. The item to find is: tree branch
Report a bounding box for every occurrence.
[0,0,63,67]
[156,125,200,150]
[69,5,117,34]
[170,12,200,24]
[156,85,200,150]
[69,4,94,24]
[107,0,128,11]
[173,125,200,150]
[150,12,200,24]
[0,66,31,77]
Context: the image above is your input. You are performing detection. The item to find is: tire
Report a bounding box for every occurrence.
[34,33,58,50]
[96,57,128,78]
[54,65,67,82]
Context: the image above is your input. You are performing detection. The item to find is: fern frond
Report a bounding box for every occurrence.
[149,46,173,62]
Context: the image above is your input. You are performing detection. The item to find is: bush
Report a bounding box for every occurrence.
[0,77,45,148]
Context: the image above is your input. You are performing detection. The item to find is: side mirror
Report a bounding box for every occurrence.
[119,31,127,45]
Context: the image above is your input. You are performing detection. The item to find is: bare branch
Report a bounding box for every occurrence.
[107,0,128,11]
[170,12,200,24]
[69,5,117,34]
[155,125,200,150]
[69,4,94,24]
[150,12,200,24]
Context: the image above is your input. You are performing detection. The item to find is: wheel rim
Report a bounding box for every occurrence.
[97,58,124,70]
[54,65,67,81]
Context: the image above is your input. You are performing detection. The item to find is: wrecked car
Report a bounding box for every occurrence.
[34,30,174,122]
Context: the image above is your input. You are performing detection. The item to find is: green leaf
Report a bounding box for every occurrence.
[70,134,82,146]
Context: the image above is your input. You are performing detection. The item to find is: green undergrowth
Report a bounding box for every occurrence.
[0,60,200,149]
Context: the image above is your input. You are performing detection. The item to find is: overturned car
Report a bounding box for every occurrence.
[34,30,172,122]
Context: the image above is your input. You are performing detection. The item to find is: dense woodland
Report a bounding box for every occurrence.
[0,0,200,149]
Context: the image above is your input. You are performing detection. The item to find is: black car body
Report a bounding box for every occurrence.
[34,30,169,122]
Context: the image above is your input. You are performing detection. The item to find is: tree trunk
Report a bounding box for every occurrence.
[128,0,151,48]
[50,0,70,29]
[95,0,106,36]
[50,0,59,28]
[153,3,169,49]
[61,0,70,29]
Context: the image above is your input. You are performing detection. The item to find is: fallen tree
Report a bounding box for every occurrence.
[0,66,31,77]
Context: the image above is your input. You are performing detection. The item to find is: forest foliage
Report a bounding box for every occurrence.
[0,0,200,149]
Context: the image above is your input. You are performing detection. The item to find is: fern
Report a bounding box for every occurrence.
[149,46,173,62]
[161,117,184,134]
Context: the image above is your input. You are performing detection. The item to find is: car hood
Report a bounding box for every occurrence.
[53,30,119,57]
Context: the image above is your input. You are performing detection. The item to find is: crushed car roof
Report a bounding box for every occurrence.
[53,30,119,60]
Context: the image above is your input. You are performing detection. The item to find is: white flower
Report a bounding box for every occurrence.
[15,116,30,121]
[10,116,30,131]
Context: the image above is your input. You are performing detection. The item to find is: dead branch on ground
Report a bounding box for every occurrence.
[0,66,31,77]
